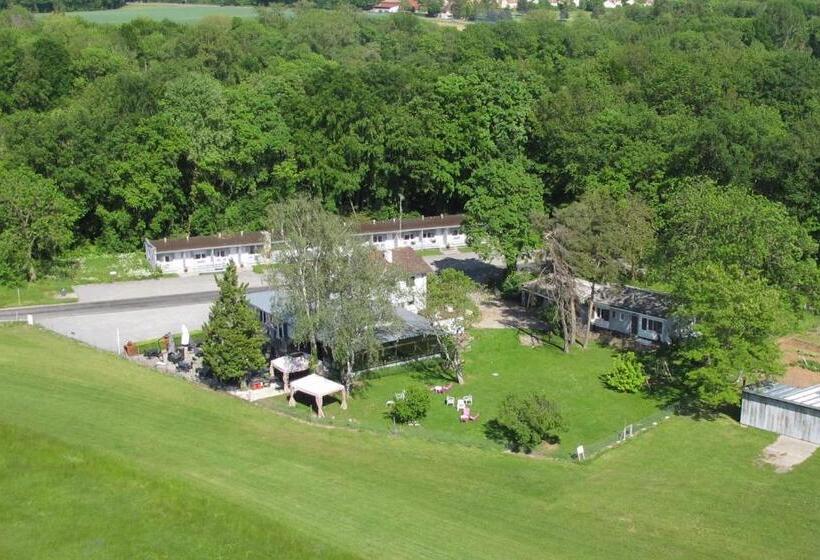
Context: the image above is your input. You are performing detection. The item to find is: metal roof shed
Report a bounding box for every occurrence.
[741,383,820,444]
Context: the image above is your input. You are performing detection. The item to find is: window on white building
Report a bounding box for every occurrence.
[249,245,259,254]
[450,227,462,235]
[641,317,663,334]
[423,230,436,239]
[372,234,385,243]
[594,307,610,321]
[215,250,226,257]
[194,252,206,260]
[163,255,172,263]
[403,233,416,241]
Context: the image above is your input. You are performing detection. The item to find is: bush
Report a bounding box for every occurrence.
[601,352,648,393]
[500,270,535,299]
[389,384,431,424]
[488,392,565,453]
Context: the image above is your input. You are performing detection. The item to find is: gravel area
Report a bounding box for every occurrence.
[73,270,265,303]
[38,303,211,352]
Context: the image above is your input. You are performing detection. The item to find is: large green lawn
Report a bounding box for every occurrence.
[0,324,817,559]
[260,329,664,455]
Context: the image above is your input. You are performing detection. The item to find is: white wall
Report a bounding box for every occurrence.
[154,245,264,275]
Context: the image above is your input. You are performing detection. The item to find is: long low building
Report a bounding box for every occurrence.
[145,214,465,275]
[144,231,269,275]
[354,214,467,251]
[521,277,675,344]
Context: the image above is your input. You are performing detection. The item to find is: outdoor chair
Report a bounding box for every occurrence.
[463,395,473,405]
[395,391,406,401]
[445,396,455,406]
[456,399,466,411]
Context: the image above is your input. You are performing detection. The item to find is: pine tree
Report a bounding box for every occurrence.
[202,261,266,384]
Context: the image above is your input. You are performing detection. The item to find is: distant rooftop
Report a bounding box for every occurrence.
[147,231,266,253]
[355,214,464,235]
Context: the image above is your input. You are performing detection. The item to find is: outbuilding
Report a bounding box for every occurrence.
[741,383,820,444]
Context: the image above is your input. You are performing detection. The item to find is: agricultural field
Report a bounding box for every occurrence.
[1,323,817,559]
[260,329,665,455]
[60,3,259,24]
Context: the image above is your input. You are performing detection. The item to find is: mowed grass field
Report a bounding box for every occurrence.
[61,3,259,25]
[0,324,818,559]
[260,329,664,455]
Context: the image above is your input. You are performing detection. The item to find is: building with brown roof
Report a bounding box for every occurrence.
[354,214,466,251]
[144,231,269,275]
[144,213,464,276]
[381,247,434,314]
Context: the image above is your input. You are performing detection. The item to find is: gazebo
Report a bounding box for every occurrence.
[288,374,348,418]
[270,353,310,392]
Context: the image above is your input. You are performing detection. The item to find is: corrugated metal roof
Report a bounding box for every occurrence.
[744,383,820,411]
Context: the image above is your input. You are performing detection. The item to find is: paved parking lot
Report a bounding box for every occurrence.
[73,270,265,303]
[38,303,211,352]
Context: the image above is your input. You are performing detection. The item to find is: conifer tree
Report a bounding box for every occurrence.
[202,261,266,383]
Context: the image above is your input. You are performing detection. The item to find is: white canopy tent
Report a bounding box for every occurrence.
[288,374,347,418]
[270,353,310,391]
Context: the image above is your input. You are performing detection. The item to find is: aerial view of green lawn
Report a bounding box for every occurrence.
[260,329,665,455]
[0,324,816,559]
[59,3,259,25]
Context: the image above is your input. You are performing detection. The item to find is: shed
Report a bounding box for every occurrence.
[740,383,820,444]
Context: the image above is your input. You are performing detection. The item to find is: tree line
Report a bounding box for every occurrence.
[0,1,818,284]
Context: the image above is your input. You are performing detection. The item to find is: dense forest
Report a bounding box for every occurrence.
[0,1,818,277]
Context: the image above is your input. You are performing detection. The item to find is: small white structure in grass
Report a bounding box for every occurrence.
[270,353,310,392]
[288,374,347,418]
[576,445,585,461]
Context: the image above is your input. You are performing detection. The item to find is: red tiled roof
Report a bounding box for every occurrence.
[355,214,464,235]
[384,247,434,276]
[147,232,266,253]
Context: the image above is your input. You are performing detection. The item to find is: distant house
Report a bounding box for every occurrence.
[521,277,675,344]
[382,247,434,314]
[370,0,420,13]
[355,214,467,251]
[144,231,269,275]
[741,383,820,444]
[144,213,465,276]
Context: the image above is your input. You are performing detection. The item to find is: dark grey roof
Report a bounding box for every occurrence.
[598,285,673,318]
[247,290,433,344]
[377,307,435,343]
[522,278,673,319]
[743,382,820,411]
[246,290,287,315]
